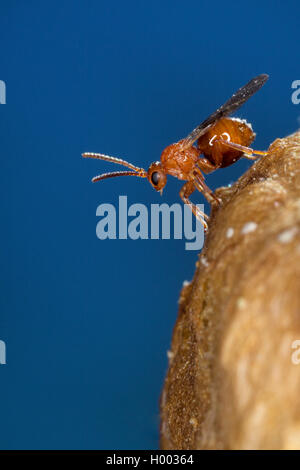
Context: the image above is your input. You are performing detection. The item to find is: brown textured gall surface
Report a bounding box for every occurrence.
[160,131,300,450]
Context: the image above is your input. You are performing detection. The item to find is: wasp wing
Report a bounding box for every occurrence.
[181,74,269,149]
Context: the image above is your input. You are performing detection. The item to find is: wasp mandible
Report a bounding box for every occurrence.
[83,74,269,230]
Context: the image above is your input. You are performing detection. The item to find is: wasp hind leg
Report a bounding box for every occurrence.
[215,138,268,160]
[179,181,208,231]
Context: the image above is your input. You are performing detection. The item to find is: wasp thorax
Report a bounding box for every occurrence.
[147,161,167,191]
[160,141,200,181]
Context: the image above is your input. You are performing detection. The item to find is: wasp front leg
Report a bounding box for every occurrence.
[179,181,209,231]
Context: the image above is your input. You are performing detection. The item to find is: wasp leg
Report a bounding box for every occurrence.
[193,168,221,205]
[179,181,208,230]
[197,157,217,174]
[215,138,268,160]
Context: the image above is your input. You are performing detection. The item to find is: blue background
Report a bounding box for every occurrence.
[0,0,299,449]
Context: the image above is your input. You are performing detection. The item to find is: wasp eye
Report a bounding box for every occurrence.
[151,171,160,186]
[147,163,167,191]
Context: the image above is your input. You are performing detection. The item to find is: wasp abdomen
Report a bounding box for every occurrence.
[197,117,255,168]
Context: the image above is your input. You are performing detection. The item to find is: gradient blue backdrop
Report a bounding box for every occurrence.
[0,0,299,449]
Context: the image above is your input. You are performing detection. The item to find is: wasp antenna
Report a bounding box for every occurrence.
[92,170,147,183]
[82,152,144,173]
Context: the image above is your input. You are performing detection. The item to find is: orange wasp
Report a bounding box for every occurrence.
[83,74,269,230]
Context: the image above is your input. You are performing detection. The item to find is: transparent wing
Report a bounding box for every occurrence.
[181,74,269,149]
